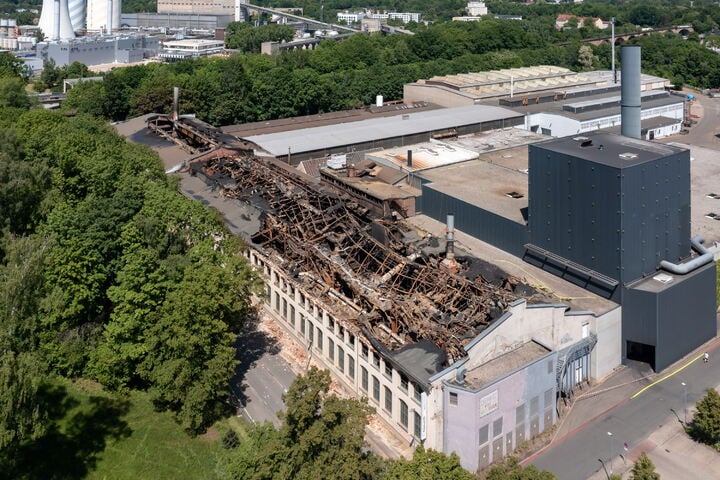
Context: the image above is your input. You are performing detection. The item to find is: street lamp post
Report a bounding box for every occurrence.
[681,382,688,424]
[607,431,613,475]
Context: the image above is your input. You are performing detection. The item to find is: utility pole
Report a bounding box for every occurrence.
[611,17,616,84]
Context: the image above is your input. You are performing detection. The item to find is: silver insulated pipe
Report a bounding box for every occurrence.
[621,45,641,139]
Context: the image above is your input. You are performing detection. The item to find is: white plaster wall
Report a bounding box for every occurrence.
[591,306,622,380]
[446,302,595,373]
[526,113,581,137]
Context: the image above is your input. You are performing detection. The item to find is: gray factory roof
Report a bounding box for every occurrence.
[419,146,531,224]
[243,105,522,157]
[497,90,683,122]
[532,132,688,168]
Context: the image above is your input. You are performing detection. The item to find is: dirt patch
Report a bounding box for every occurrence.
[70,378,105,393]
[201,426,221,443]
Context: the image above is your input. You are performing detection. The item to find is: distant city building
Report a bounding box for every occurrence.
[157,0,237,16]
[555,14,607,30]
[337,9,420,25]
[466,1,487,16]
[159,38,224,61]
[120,12,235,30]
[37,34,159,67]
[0,35,37,50]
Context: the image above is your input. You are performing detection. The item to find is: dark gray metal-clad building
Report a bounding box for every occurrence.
[527,134,691,300]
[525,132,715,371]
[623,263,716,371]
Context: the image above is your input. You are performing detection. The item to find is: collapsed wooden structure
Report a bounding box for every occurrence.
[191,152,533,363]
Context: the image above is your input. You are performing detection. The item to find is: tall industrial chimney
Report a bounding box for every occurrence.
[620,45,641,139]
[39,0,75,40]
[406,149,412,167]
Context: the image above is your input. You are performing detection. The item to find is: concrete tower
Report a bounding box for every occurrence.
[68,0,86,31]
[86,0,121,32]
[38,0,75,40]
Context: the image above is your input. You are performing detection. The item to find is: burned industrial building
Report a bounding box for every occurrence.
[129,47,716,473]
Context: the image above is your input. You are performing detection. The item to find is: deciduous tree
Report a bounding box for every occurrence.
[630,452,660,480]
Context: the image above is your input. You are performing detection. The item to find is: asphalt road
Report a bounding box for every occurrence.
[531,337,720,479]
[672,92,720,149]
[232,320,297,427]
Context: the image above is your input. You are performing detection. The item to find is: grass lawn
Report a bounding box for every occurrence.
[13,378,248,480]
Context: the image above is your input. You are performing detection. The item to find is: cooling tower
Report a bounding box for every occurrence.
[86,0,121,32]
[38,0,75,40]
[68,0,86,31]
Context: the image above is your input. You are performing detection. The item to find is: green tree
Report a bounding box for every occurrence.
[630,452,660,480]
[0,52,27,79]
[138,240,257,432]
[225,367,385,479]
[0,235,52,452]
[385,445,474,480]
[0,77,31,109]
[689,388,720,449]
[577,45,598,71]
[486,456,557,480]
[225,23,295,53]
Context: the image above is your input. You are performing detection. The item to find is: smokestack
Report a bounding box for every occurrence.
[620,45,641,139]
[406,149,412,167]
[173,86,179,121]
[106,0,112,34]
[446,213,455,260]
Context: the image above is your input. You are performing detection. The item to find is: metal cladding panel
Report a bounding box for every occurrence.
[621,286,657,350]
[654,262,717,371]
[619,150,691,284]
[528,144,622,281]
[421,185,528,257]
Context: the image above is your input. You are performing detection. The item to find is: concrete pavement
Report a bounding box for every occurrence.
[529,331,720,480]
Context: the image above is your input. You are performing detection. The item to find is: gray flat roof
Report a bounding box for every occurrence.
[493,90,683,122]
[244,105,523,157]
[532,132,688,168]
[419,147,530,224]
[453,341,551,390]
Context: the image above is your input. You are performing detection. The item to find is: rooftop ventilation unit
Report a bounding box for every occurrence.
[573,135,593,147]
[619,152,638,160]
[653,273,673,284]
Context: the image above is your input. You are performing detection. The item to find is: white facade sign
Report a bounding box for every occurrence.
[478,390,498,417]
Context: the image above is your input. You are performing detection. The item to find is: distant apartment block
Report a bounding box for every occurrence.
[555,14,607,30]
[337,9,420,25]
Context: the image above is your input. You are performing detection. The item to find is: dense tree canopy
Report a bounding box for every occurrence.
[385,445,475,480]
[225,367,387,479]
[0,104,260,445]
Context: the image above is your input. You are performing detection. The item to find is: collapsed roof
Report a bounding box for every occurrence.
[192,152,546,364]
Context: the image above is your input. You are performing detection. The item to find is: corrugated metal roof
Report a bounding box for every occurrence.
[244,105,522,157]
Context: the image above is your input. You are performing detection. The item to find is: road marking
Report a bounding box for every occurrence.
[631,353,702,399]
[243,407,256,424]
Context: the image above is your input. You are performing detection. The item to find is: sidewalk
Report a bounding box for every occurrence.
[586,399,720,480]
[547,347,720,479]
